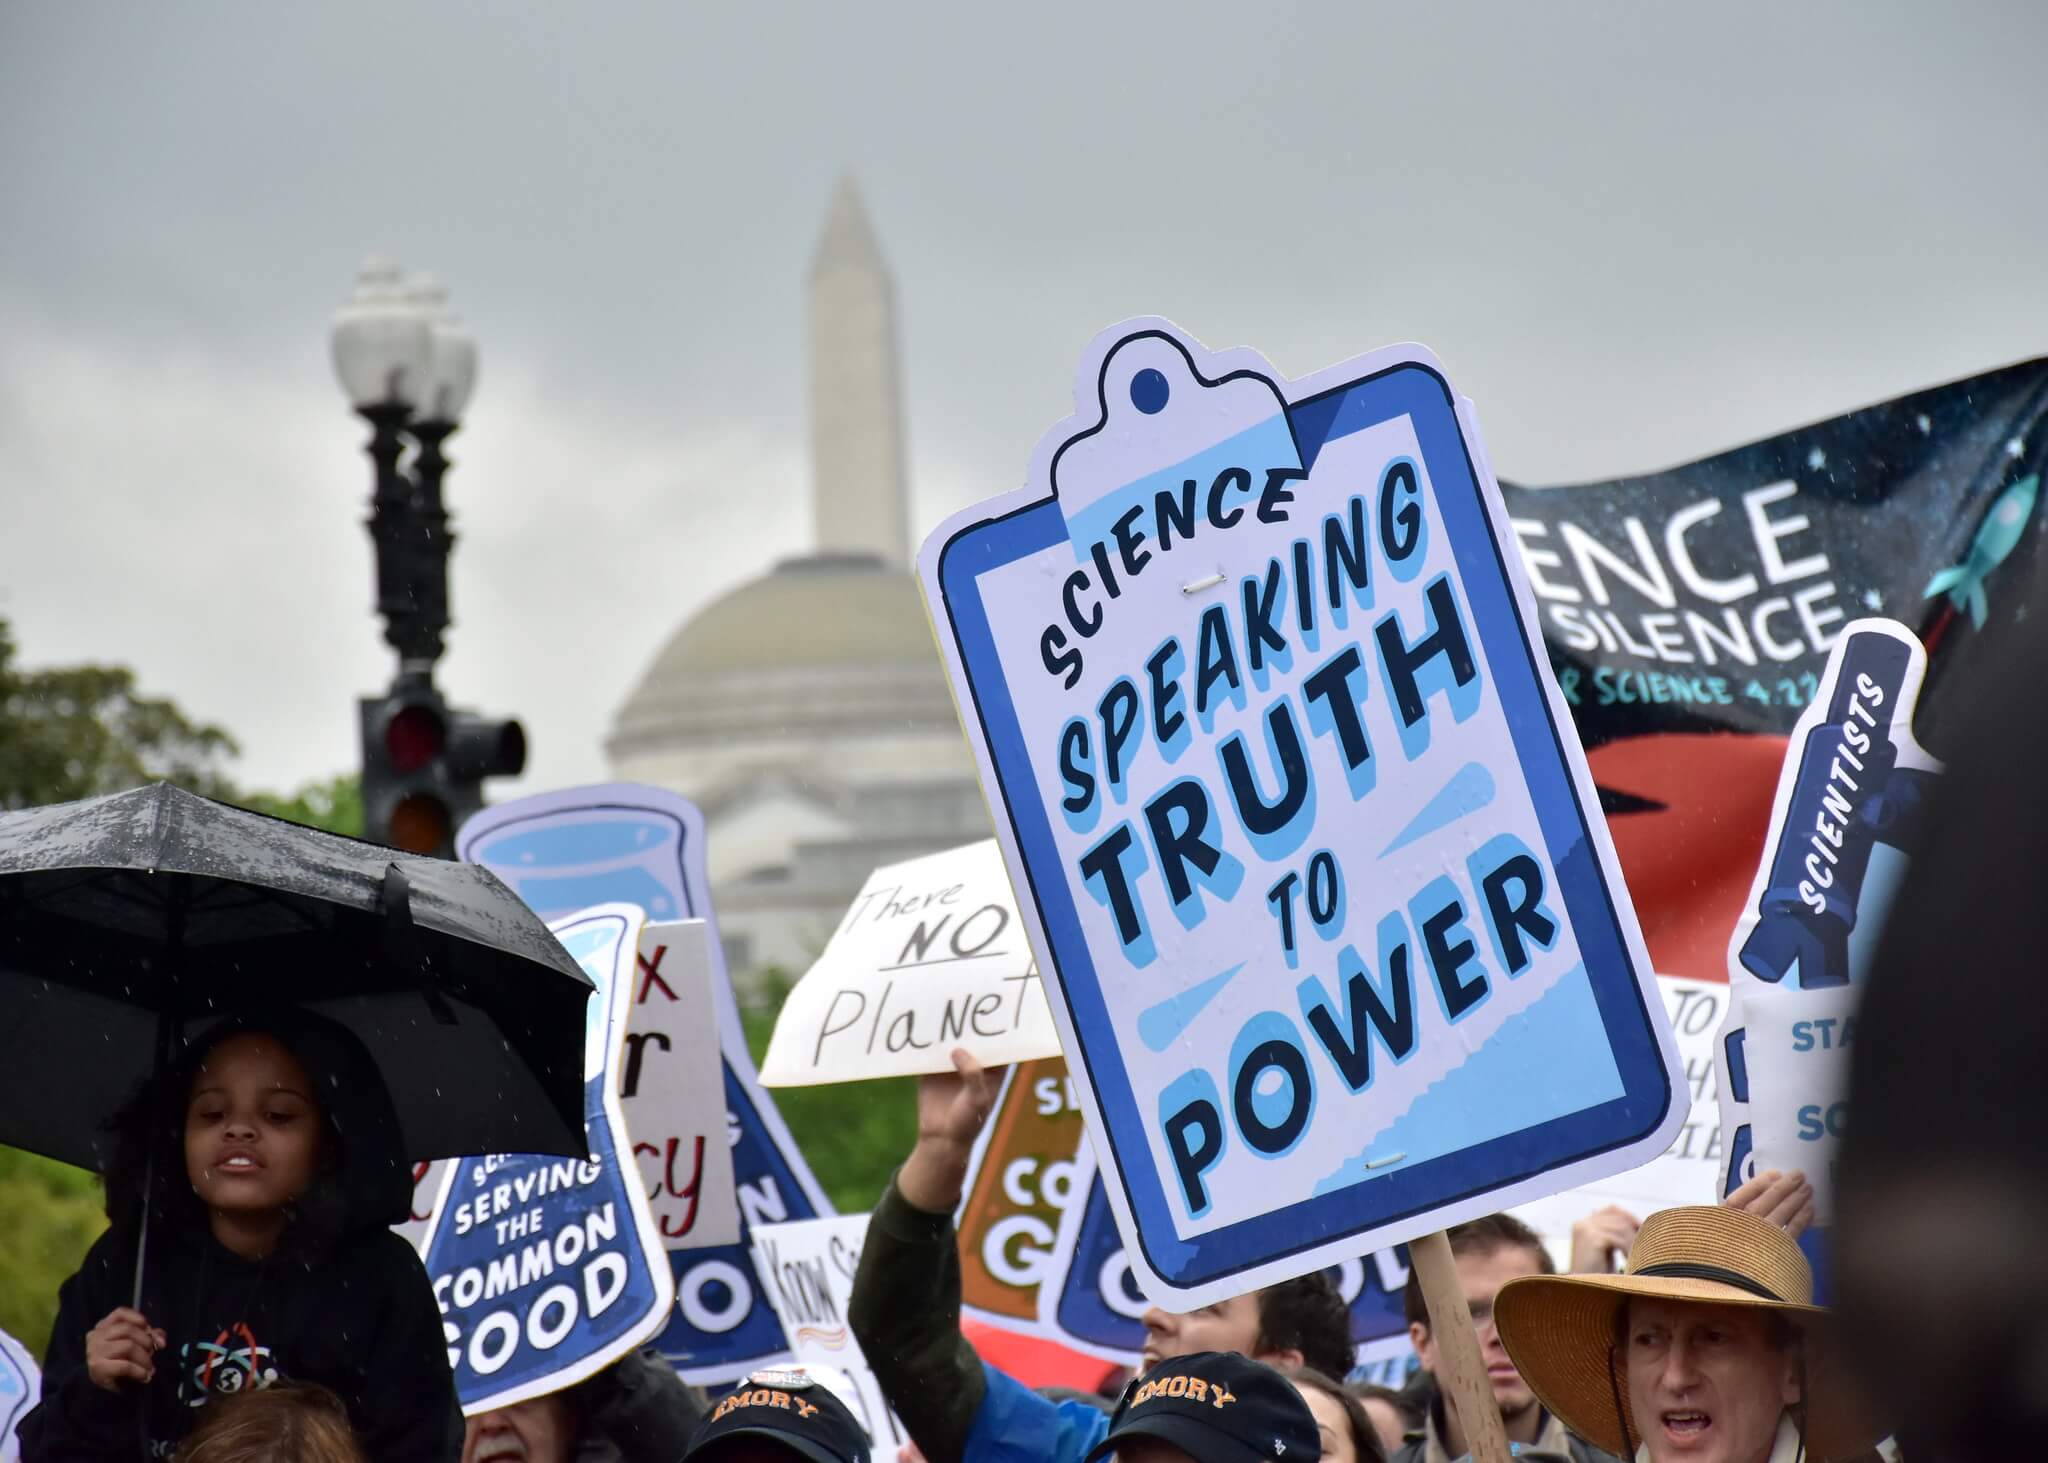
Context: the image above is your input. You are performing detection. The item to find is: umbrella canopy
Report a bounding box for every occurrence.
[0,782,593,1171]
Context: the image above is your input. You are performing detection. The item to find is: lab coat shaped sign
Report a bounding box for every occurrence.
[917,321,1683,1304]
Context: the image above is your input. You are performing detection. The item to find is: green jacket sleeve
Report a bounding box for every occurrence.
[848,1174,987,1463]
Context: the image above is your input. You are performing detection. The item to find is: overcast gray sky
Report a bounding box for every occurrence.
[2,1,2042,797]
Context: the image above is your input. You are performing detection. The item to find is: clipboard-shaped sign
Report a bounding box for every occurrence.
[918,320,1683,1304]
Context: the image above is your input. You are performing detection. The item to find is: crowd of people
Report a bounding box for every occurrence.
[16,644,2048,1462]
[838,1051,1883,1463]
[0,1022,1921,1463]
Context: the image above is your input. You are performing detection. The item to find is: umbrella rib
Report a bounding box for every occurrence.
[5,868,169,916]
[186,879,330,933]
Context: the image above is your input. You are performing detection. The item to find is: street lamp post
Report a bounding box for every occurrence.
[330,258,524,855]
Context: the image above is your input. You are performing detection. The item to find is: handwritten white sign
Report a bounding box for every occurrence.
[748,1214,906,1451]
[759,841,1062,1085]
[629,920,740,1249]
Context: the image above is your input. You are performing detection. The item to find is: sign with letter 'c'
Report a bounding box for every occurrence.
[918,319,1684,1304]
[459,786,835,1383]
[421,904,675,1412]
[953,1057,1090,1337]
[631,919,742,1250]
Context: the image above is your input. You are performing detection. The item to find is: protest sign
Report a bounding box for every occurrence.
[632,920,740,1249]
[1515,974,1728,1255]
[1716,619,1937,1219]
[954,1057,1089,1334]
[759,840,1062,1085]
[748,1215,907,1452]
[0,1327,37,1463]
[1499,360,2044,988]
[1038,973,1723,1384]
[1035,1145,1417,1383]
[1036,975,1734,1385]
[1739,984,1859,1215]
[396,1160,447,1253]
[421,904,675,1412]
[919,319,1682,1304]
[458,785,834,1382]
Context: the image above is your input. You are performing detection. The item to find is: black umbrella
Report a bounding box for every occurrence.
[0,782,594,1177]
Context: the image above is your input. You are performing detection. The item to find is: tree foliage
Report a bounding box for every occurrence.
[738,970,915,1214]
[0,1149,105,1363]
[0,618,241,810]
[240,771,364,838]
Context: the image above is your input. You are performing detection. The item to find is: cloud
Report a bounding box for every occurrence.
[0,316,805,798]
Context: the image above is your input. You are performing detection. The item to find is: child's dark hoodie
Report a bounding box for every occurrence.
[18,1010,462,1461]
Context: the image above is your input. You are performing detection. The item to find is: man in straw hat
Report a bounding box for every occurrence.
[1492,1206,1880,1463]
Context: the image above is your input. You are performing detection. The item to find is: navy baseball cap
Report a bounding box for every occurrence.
[1085,1352,1319,1463]
[684,1366,872,1463]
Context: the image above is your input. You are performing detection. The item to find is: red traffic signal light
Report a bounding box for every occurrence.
[385,702,447,774]
[360,688,524,858]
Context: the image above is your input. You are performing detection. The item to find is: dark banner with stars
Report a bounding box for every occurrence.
[1498,357,2048,982]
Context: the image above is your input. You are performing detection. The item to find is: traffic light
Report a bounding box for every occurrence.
[360,684,526,856]
[440,710,528,837]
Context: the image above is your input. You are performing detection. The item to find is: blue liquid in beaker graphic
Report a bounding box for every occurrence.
[471,809,690,924]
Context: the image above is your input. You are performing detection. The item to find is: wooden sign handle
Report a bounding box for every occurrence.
[1410,1229,1515,1463]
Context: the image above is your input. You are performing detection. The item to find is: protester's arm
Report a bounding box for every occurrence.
[961,1367,1113,1463]
[849,1049,1004,1463]
[16,1233,145,1461]
[571,1347,709,1462]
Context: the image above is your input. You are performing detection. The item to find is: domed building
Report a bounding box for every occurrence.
[606,182,989,977]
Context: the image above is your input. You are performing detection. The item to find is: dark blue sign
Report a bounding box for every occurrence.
[1734,627,1937,993]
[421,909,672,1409]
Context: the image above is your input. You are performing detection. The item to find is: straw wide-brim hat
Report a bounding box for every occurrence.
[1494,1206,1882,1460]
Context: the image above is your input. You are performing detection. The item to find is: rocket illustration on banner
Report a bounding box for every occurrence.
[1922,473,2038,629]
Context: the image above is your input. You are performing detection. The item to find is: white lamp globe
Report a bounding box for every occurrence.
[329,256,433,411]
